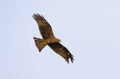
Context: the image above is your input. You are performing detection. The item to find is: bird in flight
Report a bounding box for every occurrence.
[33,13,74,63]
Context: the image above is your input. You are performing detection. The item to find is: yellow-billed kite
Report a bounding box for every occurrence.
[33,14,74,63]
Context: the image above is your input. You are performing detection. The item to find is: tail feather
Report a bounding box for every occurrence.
[33,37,47,52]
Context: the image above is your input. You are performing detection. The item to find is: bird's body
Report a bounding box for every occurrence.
[33,14,74,63]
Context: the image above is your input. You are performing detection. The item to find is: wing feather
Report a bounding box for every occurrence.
[48,42,74,63]
[33,14,55,39]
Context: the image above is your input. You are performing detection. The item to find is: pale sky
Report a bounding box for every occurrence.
[0,0,120,79]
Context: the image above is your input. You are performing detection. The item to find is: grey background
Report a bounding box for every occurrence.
[0,0,120,79]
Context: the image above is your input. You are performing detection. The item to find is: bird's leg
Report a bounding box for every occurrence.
[45,39,50,43]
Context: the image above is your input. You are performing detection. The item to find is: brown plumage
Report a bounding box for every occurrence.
[33,13,74,63]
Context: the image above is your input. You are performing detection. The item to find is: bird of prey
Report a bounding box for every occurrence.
[33,14,74,63]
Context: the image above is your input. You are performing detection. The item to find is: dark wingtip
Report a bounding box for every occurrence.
[66,55,74,64]
[70,55,74,63]
[69,55,74,63]
[32,13,45,21]
[32,13,41,19]
[65,58,69,63]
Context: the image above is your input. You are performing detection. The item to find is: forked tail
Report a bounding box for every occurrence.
[33,37,48,52]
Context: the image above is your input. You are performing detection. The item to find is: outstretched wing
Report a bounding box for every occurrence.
[48,42,74,63]
[33,14,55,39]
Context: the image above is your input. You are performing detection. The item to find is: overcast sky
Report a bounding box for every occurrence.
[0,0,120,79]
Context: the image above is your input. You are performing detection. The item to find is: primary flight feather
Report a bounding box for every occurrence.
[33,13,74,63]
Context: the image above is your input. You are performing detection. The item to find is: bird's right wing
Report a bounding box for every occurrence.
[33,14,55,39]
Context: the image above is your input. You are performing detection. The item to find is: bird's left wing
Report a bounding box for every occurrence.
[48,42,74,63]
